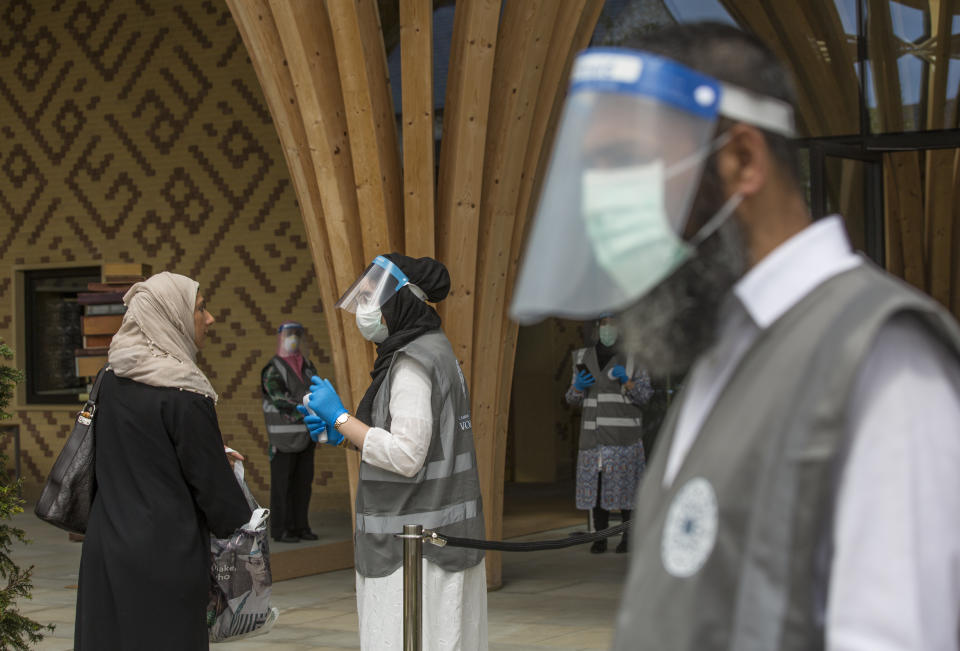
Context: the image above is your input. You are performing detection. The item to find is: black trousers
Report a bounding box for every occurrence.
[592,472,632,532]
[270,442,315,536]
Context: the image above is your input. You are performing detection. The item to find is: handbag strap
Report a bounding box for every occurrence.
[87,366,109,405]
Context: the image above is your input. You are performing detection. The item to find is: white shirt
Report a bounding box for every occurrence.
[361,355,433,477]
[662,216,960,650]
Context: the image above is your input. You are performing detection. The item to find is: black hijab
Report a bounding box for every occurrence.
[355,254,451,424]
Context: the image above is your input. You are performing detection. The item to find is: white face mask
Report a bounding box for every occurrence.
[583,161,691,298]
[281,335,300,353]
[582,141,741,302]
[356,305,388,343]
[598,324,618,347]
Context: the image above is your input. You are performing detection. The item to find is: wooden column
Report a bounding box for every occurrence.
[400,0,435,259]
[950,150,960,319]
[435,0,502,378]
[227,1,364,502]
[479,0,606,587]
[866,0,905,133]
[471,0,557,587]
[327,0,403,262]
[884,151,927,292]
[924,2,955,308]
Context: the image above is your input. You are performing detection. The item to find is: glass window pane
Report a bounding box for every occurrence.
[798,147,813,209]
[25,268,100,404]
[866,0,960,133]
[824,156,868,252]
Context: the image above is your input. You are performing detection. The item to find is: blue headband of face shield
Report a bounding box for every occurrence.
[508,48,795,326]
[371,256,410,287]
[571,48,721,120]
[570,48,795,137]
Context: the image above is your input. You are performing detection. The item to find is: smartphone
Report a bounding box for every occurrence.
[575,363,590,376]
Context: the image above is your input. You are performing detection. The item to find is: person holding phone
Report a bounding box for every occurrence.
[565,316,652,553]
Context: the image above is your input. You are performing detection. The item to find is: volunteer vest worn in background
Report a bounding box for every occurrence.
[573,347,643,449]
[261,357,316,454]
[355,331,485,578]
[613,263,960,650]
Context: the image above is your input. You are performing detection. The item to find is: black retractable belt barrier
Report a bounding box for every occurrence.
[422,521,631,552]
[398,520,631,651]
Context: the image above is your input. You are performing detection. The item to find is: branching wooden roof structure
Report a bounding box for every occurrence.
[228,0,604,587]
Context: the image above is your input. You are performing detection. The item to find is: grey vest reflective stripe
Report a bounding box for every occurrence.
[261,356,316,453]
[613,263,960,651]
[354,330,486,578]
[574,347,643,449]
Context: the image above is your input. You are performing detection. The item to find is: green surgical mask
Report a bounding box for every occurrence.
[598,324,618,347]
[582,162,692,299]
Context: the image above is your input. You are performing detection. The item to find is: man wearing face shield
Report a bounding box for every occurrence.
[565,315,651,554]
[511,22,960,650]
[297,254,488,650]
[261,322,319,543]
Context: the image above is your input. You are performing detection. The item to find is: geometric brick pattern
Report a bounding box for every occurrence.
[0,0,348,511]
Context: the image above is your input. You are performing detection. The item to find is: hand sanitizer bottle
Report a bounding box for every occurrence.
[302,394,328,444]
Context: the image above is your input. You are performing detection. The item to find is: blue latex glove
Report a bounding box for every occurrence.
[295,405,339,444]
[610,365,629,385]
[304,377,349,428]
[573,369,595,392]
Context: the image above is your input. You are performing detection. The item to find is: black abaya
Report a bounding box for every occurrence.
[75,372,251,650]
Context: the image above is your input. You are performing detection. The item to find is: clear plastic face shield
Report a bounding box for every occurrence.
[276,322,305,357]
[509,48,795,324]
[335,256,410,314]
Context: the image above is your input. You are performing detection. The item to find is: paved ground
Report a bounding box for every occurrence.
[16,512,628,650]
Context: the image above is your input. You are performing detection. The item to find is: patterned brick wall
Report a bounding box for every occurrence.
[0,0,351,514]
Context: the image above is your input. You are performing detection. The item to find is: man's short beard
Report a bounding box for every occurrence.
[616,214,749,377]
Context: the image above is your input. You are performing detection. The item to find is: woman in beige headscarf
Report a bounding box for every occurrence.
[74,272,252,651]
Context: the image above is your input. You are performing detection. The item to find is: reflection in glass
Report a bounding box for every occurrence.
[866,0,960,132]
[825,156,869,253]
[798,147,813,209]
[719,1,861,137]
[24,269,100,404]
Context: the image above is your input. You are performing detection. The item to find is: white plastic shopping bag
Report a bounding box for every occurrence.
[207,461,280,642]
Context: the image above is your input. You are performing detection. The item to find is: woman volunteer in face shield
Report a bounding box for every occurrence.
[566,315,652,553]
[261,322,320,543]
[297,254,488,650]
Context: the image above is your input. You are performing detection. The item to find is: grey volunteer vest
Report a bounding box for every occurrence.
[573,347,643,449]
[613,262,960,651]
[354,331,486,578]
[261,356,316,453]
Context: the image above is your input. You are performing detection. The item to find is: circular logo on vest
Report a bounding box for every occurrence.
[661,477,718,578]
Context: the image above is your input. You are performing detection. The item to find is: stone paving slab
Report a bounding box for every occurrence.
[12,512,626,650]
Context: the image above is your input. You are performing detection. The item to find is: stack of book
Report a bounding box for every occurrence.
[74,263,152,378]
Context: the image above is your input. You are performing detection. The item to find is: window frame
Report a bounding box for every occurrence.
[14,264,101,408]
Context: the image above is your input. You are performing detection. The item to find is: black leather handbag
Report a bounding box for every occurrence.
[34,366,107,534]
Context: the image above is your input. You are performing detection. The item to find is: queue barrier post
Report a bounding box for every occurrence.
[398,524,423,651]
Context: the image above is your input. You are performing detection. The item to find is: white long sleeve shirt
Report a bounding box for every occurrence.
[361,355,433,478]
[662,216,960,650]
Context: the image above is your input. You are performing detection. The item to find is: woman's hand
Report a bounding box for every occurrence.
[610,365,630,385]
[224,446,244,467]
[305,376,349,425]
[295,407,344,445]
